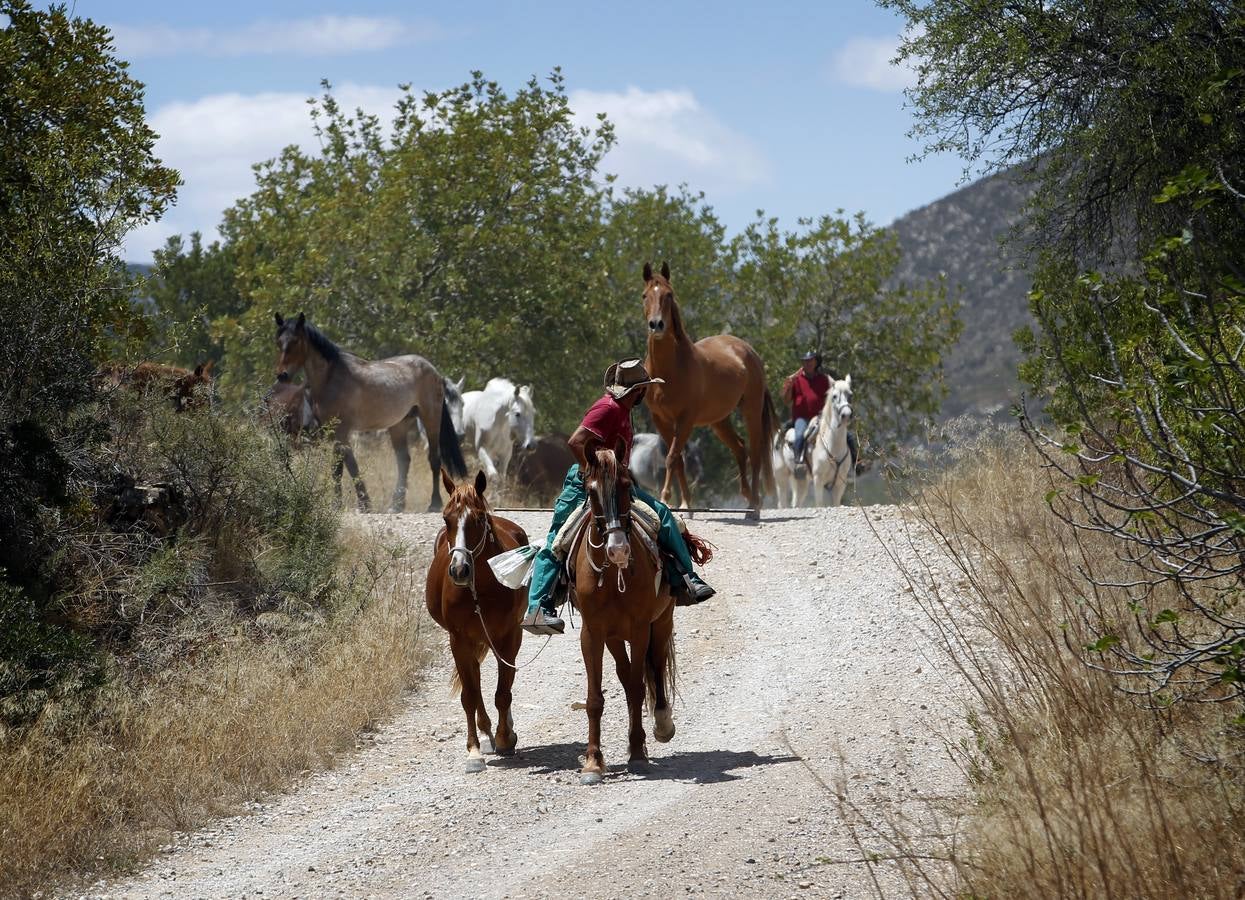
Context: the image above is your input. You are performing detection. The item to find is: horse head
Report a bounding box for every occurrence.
[642,260,683,342]
[444,375,466,439]
[508,384,536,450]
[273,312,309,382]
[440,467,491,587]
[584,446,632,568]
[828,375,854,428]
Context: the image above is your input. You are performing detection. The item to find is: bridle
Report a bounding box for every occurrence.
[585,470,632,593]
[818,389,854,484]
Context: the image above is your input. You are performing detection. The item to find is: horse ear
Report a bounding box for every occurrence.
[660,261,671,281]
[274,313,284,327]
[474,469,487,496]
[440,466,456,497]
[454,376,465,391]
[642,261,653,282]
[194,363,204,377]
[845,374,852,388]
[296,311,306,329]
[201,360,214,376]
[520,384,532,401]
[513,384,520,399]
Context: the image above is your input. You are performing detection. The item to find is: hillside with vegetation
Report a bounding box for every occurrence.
[889,167,1036,423]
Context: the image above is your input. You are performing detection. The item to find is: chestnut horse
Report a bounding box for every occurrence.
[642,262,777,519]
[572,448,677,785]
[425,468,528,773]
[274,313,467,511]
[99,360,215,411]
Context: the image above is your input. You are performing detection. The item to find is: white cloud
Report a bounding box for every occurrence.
[126,85,401,259]
[570,87,770,195]
[830,34,916,92]
[111,16,441,58]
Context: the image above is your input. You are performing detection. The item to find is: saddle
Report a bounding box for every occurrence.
[550,498,681,605]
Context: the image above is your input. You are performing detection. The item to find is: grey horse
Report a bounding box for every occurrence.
[630,432,702,498]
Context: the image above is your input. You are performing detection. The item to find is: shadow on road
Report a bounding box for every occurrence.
[496,742,800,784]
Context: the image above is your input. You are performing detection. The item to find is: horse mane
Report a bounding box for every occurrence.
[302,323,342,364]
[591,448,619,487]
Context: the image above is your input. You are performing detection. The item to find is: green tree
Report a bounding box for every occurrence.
[217,71,614,427]
[0,0,178,702]
[148,232,243,370]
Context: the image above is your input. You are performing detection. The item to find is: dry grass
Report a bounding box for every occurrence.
[884,431,1245,899]
[0,526,435,898]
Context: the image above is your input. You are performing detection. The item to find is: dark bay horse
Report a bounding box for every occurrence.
[274,313,467,511]
[425,469,528,772]
[642,261,777,519]
[259,380,320,445]
[572,448,677,785]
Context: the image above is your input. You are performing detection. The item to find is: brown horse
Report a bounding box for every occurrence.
[572,447,677,785]
[274,313,467,511]
[513,432,576,503]
[425,468,528,773]
[99,360,215,411]
[642,261,777,519]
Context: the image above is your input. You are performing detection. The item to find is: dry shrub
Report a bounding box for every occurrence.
[0,508,435,898]
[889,429,1245,898]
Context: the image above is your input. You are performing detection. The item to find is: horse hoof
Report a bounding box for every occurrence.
[654,721,675,743]
[478,734,495,754]
[495,744,516,757]
[465,756,487,774]
[627,758,651,775]
[580,771,603,786]
[744,508,760,521]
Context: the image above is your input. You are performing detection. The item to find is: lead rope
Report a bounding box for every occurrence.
[453,518,553,672]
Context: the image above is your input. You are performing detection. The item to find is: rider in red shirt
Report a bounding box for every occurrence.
[783,351,830,471]
[521,359,716,635]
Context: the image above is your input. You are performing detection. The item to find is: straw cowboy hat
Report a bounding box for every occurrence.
[603,358,665,399]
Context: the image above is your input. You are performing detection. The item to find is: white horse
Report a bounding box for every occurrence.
[770,427,810,508]
[810,375,855,507]
[462,378,536,478]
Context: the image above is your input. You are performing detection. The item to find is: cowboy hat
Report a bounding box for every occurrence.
[603,358,665,399]
[801,350,819,361]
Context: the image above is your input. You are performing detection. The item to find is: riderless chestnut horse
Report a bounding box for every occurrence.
[425,468,528,773]
[572,447,678,785]
[642,262,777,519]
[274,313,467,511]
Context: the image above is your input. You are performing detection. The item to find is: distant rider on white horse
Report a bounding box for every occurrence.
[782,351,859,480]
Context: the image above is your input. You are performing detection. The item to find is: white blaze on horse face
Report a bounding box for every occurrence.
[449,511,471,583]
[605,524,630,567]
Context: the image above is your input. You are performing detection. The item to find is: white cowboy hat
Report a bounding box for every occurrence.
[603,358,665,399]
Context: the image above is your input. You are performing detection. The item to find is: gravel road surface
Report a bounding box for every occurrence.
[78,506,965,900]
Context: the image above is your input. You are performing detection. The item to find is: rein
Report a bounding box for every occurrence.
[441,515,552,671]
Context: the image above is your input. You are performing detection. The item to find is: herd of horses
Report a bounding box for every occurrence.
[109,263,860,783]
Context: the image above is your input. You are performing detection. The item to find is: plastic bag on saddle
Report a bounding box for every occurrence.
[486,543,540,589]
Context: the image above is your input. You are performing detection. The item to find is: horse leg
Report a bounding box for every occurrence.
[664,416,696,510]
[449,636,487,773]
[580,624,607,785]
[387,425,411,513]
[337,439,370,512]
[649,606,676,743]
[709,418,750,504]
[742,398,768,517]
[652,418,678,506]
[493,626,520,755]
[609,636,649,773]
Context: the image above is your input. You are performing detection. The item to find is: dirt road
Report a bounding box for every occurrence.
[80,506,965,899]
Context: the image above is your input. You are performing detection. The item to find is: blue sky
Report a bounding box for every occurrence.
[68,1,968,261]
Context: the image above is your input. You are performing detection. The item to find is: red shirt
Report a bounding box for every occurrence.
[580,393,633,465]
[789,370,830,420]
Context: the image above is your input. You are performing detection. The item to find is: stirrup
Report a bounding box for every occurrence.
[522,606,565,635]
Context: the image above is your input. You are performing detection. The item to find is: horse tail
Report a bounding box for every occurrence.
[645,624,678,713]
[760,388,778,496]
[440,400,468,478]
[684,528,715,566]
